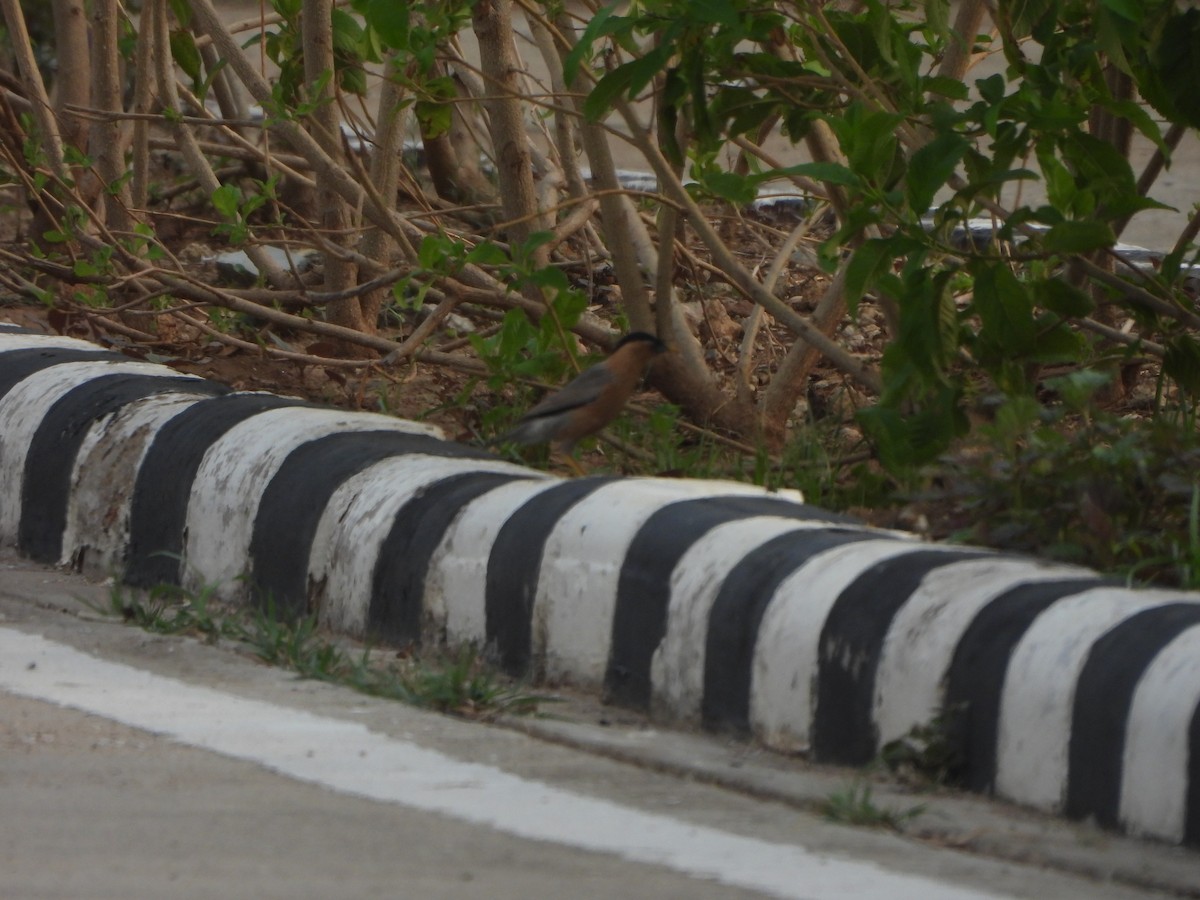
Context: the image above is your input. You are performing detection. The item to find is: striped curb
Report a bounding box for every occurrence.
[1,324,1198,848]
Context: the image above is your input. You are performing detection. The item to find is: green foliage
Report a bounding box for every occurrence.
[246,0,382,109]
[392,231,507,311]
[352,0,472,132]
[457,233,593,441]
[575,0,1200,473]
[937,377,1200,587]
[819,782,926,830]
[209,177,279,246]
[356,645,546,717]
[880,705,967,787]
[105,581,241,644]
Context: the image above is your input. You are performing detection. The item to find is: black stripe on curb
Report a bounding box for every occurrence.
[19,374,228,563]
[812,548,995,765]
[486,477,617,675]
[250,431,498,618]
[702,528,882,735]
[605,496,855,710]
[369,471,536,646]
[1067,602,1200,830]
[126,393,308,587]
[0,347,128,399]
[943,577,1111,793]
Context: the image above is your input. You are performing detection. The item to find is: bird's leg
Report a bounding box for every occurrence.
[556,452,588,478]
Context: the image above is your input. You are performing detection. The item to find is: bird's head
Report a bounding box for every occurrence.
[613,331,668,356]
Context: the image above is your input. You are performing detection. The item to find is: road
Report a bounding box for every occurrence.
[0,554,1194,900]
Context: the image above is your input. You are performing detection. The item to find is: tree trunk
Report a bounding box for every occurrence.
[50,0,89,156]
[89,0,133,234]
[301,0,368,343]
[472,0,550,272]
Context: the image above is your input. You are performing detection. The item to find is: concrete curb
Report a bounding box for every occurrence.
[2,324,1198,848]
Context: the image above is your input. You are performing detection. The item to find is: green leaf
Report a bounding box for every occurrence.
[418,234,453,270]
[924,0,951,37]
[1036,141,1077,211]
[829,106,905,180]
[168,0,193,26]
[169,30,203,86]
[775,161,862,189]
[845,238,895,307]
[689,0,740,27]
[1030,318,1086,363]
[1098,98,1170,154]
[1004,0,1056,38]
[1041,220,1115,254]
[1139,9,1200,128]
[972,263,1035,353]
[331,8,365,54]
[906,132,968,212]
[414,100,451,138]
[466,242,509,267]
[1030,278,1094,318]
[1165,335,1200,397]
[696,170,758,205]
[339,66,367,97]
[550,288,589,330]
[922,75,970,101]
[857,383,967,471]
[1044,370,1111,409]
[211,183,241,219]
[1097,0,1142,23]
[959,166,1038,193]
[562,5,628,82]
[364,0,409,48]
[976,73,1005,104]
[584,45,671,120]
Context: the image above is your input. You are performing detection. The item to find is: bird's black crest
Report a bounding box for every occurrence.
[614,331,667,353]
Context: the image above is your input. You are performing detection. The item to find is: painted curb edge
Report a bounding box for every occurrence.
[1,324,1197,847]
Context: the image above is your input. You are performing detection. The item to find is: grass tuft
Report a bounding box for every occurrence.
[94,582,551,720]
[819,781,926,831]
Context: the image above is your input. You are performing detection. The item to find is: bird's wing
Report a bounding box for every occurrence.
[519,365,614,422]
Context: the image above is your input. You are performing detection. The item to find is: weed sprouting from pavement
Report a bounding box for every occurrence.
[104,581,239,644]
[878,705,967,788]
[94,581,551,720]
[819,782,926,831]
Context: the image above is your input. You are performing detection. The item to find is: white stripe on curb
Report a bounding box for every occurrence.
[312,454,537,636]
[533,479,805,686]
[183,406,443,595]
[750,539,934,751]
[0,360,202,542]
[1120,624,1200,839]
[61,392,216,575]
[424,478,565,646]
[655,518,845,722]
[996,587,1198,807]
[872,558,1094,746]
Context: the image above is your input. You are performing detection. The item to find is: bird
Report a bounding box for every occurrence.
[496,331,667,461]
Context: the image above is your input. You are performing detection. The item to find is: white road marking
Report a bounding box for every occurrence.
[0,627,1012,900]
